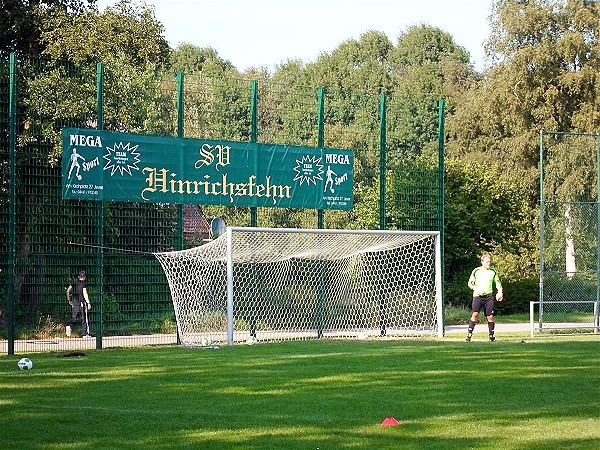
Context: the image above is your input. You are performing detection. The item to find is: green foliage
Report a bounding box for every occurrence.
[171,43,234,75]
[444,158,530,271]
[498,277,539,313]
[4,0,599,334]
[17,2,174,164]
[389,153,440,231]
[448,0,599,187]
[387,25,477,157]
[442,159,534,306]
[14,314,65,339]
[0,0,96,58]
[443,304,472,325]
[102,57,176,136]
[391,24,470,67]
[39,1,171,67]
[351,181,381,230]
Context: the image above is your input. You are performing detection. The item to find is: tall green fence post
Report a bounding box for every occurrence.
[596,134,600,333]
[378,93,387,336]
[175,71,185,346]
[316,87,326,337]
[539,131,545,329]
[176,72,184,250]
[250,80,258,227]
[95,63,104,349]
[437,99,445,334]
[379,93,386,230]
[317,87,325,229]
[7,53,17,355]
[249,80,259,337]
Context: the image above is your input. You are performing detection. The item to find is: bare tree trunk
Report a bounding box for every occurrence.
[565,204,576,279]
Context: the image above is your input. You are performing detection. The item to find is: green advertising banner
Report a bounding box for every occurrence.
[62,128,353,210]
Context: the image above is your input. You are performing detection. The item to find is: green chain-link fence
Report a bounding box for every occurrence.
[1,54,444,354]
[537,131,600,335]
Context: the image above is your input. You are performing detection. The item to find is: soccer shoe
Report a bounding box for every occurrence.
[489,335,496,342]
[465,335,472,342]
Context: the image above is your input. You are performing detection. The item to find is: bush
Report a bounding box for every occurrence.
[444,271,537,315]
[496,278,538,314]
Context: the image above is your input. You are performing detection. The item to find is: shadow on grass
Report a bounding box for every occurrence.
[1,338,598,449]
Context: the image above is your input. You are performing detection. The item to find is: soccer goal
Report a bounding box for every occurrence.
[155,227,443,346]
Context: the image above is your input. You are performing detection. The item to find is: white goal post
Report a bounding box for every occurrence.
[155,227,443,346]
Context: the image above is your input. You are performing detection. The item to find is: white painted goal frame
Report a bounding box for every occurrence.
[155,227,443,346]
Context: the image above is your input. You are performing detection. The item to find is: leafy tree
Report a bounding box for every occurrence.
[263,61,320,147]
[295,32,394,192]
[387,25,476,158]
[171,43,233,75]
[7,1,177,321]
[20,0,173,162]
[446,0,599,290]
[0,0,96,58]
[447,0,599,177]
[39,0,171,67]
[444,158,530,269]
[391,23,470,67]
[443,158,532,305]
[540,133,598,277]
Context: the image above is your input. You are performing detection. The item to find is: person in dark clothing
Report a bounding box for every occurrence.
[66,270,91,337]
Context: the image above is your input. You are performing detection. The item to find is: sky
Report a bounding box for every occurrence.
[96,0,495,72]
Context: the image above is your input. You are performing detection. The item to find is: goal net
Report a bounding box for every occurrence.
[155,227,442,346]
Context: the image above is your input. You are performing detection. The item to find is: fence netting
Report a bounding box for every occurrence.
[0,55,443,352]
[537,131,600,334]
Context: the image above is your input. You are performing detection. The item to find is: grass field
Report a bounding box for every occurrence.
[1,334,599,449]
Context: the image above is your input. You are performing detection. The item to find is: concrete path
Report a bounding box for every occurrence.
[445,323,531,334]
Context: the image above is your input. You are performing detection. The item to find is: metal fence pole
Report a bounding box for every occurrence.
[594,134,600,333]
[539,130,545,332]
[176,71,184,251]
[7,53,17,356]
[378,93,388,335]
[317,87,325,229]
[95,63,104,349]
[379,93,386,231]
[316,87,326,335]
[437,99,445,322]
[250,80,258,227]
[175,71,185,346]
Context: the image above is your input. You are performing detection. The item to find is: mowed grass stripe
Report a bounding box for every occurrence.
[1,336,598,449]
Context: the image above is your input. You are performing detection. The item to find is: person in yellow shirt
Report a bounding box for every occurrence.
[466,253,503,342]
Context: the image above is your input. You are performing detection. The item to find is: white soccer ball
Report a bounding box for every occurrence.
[18,357,33,370]
[200,337,212,347]
[246,336,257,345]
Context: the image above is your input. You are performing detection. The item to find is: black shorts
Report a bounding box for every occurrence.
[472,294,496,316]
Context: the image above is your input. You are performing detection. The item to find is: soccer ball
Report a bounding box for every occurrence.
[246,336,258,345]
[200,337,212,347]
[18,357,33,370]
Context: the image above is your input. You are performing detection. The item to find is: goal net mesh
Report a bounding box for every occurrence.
[155,228,441,345]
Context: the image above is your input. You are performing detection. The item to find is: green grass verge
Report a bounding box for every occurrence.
[1,336,599,449]
[444,307,531,325]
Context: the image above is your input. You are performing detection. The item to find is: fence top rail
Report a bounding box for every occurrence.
[540,130,600,138]
[530,301,600,304]
[227,227,440,236]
